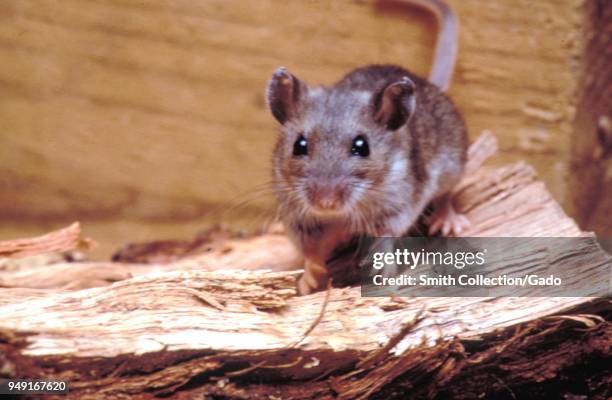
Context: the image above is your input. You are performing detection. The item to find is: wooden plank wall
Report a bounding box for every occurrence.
[0,0,583,257]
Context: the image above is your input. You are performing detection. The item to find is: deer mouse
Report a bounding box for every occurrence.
[266,0,469,295]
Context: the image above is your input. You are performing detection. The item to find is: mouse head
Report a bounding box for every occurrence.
[267,67,417,224]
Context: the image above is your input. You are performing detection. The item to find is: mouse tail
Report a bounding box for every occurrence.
[396,0,459,92]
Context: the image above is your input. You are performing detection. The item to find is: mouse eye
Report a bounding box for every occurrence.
[292,135,308,156]
[351,135,369,157]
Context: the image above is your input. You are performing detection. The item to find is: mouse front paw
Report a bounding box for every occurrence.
[427,196,470,236]
[297,260,329,295]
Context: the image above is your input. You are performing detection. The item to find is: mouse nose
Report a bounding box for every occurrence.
[307,182,347,210]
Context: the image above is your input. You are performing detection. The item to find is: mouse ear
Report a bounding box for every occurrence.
[266,67,307,124]
[373,77,416,130]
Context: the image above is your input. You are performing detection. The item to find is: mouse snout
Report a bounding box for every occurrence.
[306,180,348,211]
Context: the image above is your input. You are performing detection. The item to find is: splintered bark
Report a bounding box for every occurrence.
[0,133,610,400]
[0,222,94,259]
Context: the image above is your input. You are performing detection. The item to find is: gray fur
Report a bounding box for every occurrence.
[267,64,468,284]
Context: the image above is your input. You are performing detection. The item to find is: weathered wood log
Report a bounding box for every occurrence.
[0,133,610,399]
[0,231,300,290]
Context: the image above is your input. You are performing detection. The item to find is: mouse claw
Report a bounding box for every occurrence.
[427,198,470,237]
[297,276,314,295]
[297,260,328,295]
[427,218,444,236]
[452,214,471,235]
